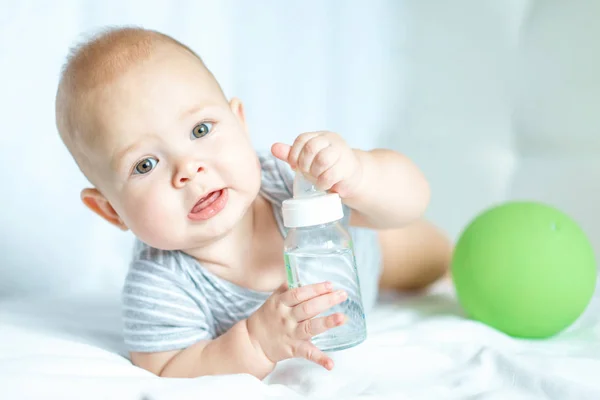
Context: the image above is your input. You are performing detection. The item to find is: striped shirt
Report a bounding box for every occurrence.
[122,152,382,353]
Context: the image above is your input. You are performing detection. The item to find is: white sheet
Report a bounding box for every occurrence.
[2,281,599,400]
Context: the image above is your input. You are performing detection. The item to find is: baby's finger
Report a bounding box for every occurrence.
[271,143,292,163]
[291,290,347,321]
[288,132,321,169]
[295,312,346,339]
[297,136,331,175]
[280,282,333,307]
[309,145,341,178]
[293,341,334,370]
[316,164,344,192]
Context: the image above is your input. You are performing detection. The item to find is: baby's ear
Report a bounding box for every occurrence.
[229,97,247,133]
[81,188,128,231]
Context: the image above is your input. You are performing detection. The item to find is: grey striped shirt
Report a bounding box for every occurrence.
[122,152,382,353]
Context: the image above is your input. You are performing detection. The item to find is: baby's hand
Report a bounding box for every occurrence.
[272,132,363,198]
[246,282,347,370]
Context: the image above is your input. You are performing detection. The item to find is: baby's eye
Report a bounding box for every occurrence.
[133,157,158,175]
[191,122,213,139]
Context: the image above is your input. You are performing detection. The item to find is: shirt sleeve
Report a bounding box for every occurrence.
[121,258,213,353]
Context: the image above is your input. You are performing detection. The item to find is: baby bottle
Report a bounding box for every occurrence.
[282,173,367,351]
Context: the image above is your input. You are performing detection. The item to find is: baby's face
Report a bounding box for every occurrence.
[85,47,261,250]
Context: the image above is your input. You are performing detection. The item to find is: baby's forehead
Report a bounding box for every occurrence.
[85,60,219,130]
[74,61,219,152]
[56,28,222,182]
[67,45,216,126]
[59,30,206,128]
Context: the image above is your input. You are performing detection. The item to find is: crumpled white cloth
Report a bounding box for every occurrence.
[1,281,599,400]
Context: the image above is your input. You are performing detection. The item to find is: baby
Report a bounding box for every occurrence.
[55,27,451,379]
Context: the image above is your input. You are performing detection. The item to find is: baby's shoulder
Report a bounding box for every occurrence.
[257,151,294,205]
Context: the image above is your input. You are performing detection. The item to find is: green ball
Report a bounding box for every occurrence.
[452,201,597,338]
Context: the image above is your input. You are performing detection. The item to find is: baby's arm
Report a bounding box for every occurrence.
[131,282,346,379]
[345,148,430,229]
[131,320,272,378]
[272,134,430,230]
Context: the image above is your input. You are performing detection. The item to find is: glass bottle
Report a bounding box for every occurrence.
[282,173,367,351]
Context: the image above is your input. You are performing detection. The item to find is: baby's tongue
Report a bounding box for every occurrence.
[192,191,220,213]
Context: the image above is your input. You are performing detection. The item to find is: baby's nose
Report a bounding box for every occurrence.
[174,160,203,187]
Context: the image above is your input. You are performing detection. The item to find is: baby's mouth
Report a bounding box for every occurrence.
[188,189,229,221]
[191,190,224,214]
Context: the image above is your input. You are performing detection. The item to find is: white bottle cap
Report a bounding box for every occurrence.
[282,173,344,228]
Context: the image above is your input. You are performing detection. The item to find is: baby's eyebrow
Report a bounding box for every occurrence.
[180,104,220,121]
[112,142,143,171]
[181,105,205,119]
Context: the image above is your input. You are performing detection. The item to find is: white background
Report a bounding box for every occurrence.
[1,0,599,298]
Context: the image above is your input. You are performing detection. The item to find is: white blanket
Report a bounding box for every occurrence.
[2,282,599,400]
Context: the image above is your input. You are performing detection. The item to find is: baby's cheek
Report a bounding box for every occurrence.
[220,142,261,191]
[122,188,182,250]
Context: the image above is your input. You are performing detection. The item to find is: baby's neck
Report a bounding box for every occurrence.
[182,195,285,291]
[183,201,256,269]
